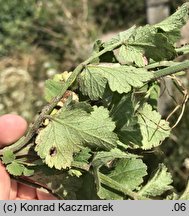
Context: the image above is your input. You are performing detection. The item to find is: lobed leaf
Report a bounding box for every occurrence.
[136,103,170,149]
[97,158,147,200]
[79,64,153,100]
[155,3,189,43]
[110,4,189,66]
[115,45,145,67]
[2,149,15,165]
[138,164,173,198]
[73,147,92,163]
[108,158,147,191]
[92,148,137,168]
[117,102,170,149]
[45,79,63,102]
[6,161,25,176]
[35,106,118,169]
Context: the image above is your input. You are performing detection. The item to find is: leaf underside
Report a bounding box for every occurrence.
[35,106,118,169]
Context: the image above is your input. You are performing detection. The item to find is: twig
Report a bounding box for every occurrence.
[166,75,189,129]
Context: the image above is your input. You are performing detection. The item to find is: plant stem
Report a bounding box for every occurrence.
[1,44,189,156]
[99,172,149,200]
[152,60,189,80]
[0,42,121,156]
[145,61,179,70]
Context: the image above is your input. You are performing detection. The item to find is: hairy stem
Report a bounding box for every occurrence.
[152,60,189,80]
[145,61,179,70]
[1,46,189,156]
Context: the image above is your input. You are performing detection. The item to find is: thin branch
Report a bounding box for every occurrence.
[166,75,189,129]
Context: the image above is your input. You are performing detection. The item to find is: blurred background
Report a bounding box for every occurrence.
[0,0,189,194]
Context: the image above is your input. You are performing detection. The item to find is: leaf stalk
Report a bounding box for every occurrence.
[152,60,189,80]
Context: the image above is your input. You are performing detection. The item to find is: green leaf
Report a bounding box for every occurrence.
[79,67,107,100]
[108,158,147,191]
[44,79,63,102]
[23,167,34,177]
[138,164,173,198]
[118,103,170,149]
[68,169,82,177]
[97,158,147,200]
[127,25,176,61]
[110,93,142,148]
[136,103,170,149]
[35,106,118,169]
[6,161,25,176]
[155,3,189,43]
[115,45,145,67]
[74,147,91,163]
[79,64,153,100]
[92,148,137,168]
[106,7,189,65]
[2,149,15,164]
[104,25,136,46]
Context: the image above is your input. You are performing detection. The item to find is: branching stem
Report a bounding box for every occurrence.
[0,42,121,156]
[1,44,189,156]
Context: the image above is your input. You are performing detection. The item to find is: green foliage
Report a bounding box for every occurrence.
[2,149,15,164]
[1,3,189,200]
[135,103,170,149]
[110,95,170,149]
[98,158,147,200]
[2,149,34,176]
[44,79,63,102]
[155,2,189,43]
[107,158,147,191]
[138,164,173,198]
[79,64,153,99]
[35,105,118,169]
[6,161,34,177]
